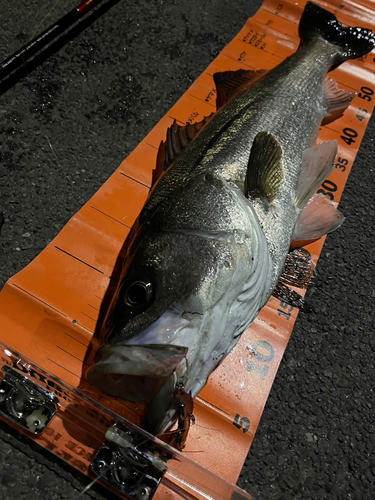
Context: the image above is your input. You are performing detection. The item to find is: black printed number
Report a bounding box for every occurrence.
[340,128,358,146]
[334,157,348,172]
[233,413,250,433]
[358,86,374,102]
[278,301,293,320]
[246,340,275,380]
[356,108,367,122]
[317,179,338,201]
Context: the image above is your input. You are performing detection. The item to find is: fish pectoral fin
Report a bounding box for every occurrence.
[156,116,214,175]
[295,140,338,208]
[291,193,345,249]
[245,131,283,203]
[272,281,305,309]
[213,69,266,109]
[322,78,355,125]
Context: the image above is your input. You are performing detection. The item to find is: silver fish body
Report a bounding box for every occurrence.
[87,3,375,435]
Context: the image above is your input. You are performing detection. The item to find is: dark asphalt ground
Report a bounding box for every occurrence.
[0,0,374,499]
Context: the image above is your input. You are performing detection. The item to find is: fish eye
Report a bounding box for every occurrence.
[124,280,153,308]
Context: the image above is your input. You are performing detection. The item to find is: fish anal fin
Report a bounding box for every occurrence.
[272,281,305,309]
[321,108,346,126]
[213,69,266,109]
[291,193,345,249]
[245,131,283,203]
[280,248,315,289]
[295,140,338,208]
[322,78,355,124]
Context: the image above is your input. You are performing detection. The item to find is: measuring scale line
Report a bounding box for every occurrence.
[64,331,90,347]
[47,357,81,379]
[72,320,94,334]
[222,51,261,68]
[168,115,186,126]
[189,93,216,108]
[54,247,105,275]
[323,125,343,134]
[11,284,67,317]
[56,344,89,365]
[79,311,97,323]
[262,9,298,24]
[196,397,231,417]
[86,303,100,312]
[89,206,131,229]
[145,141,160,152]
[118,171,151,189]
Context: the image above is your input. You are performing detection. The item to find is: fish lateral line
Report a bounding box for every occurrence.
[86,1,375,446]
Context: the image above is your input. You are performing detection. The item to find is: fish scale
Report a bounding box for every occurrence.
[87,2,375,440]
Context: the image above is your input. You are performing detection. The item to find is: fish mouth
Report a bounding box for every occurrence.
[86,344,188,405]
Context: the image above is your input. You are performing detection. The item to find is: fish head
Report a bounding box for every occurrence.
[86,224,243,432]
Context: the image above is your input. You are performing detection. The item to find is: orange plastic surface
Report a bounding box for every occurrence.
[0,0,375,495]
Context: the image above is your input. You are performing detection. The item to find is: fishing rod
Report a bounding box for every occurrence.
[0,0,105,81]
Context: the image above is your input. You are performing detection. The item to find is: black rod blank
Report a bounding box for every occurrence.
[0,0,103,81]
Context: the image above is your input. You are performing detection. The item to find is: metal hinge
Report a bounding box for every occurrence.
[91,425,170,500]
[0,365,59,434]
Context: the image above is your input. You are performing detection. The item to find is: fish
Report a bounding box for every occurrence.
[86,2,375,440]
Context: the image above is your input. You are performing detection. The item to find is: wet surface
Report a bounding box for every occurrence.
[0,0,374,498]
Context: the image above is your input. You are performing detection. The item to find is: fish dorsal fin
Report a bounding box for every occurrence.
[165,116,214,166]
[322,78,355,125]
[291,193,344,249]
[152,115,214,186]
[214,69,266,109]
[245,131,283,202]
[152,139,166,187]
[295,140,338,208]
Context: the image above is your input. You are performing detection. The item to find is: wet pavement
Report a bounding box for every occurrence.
[0,1,374,498]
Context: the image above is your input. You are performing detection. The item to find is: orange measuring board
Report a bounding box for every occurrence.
[0,0,374,498]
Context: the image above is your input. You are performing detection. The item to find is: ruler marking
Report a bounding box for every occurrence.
[323,125,340,134]
[55,246,104,274]
[80,311,96,322]
[11,284,67,317]
[65,332,90,347]
[47,358,81,379]
[87,303,99,312]
[222,52,256,68]
[169,115,186,125]
[189,93,216,108]
[90,206,130,228]
[72,320,94,334]
[262,9,298,24]
[196,396,231,417]
[145,142,160,152]
[119,171,150,189]
[56,345,88,365]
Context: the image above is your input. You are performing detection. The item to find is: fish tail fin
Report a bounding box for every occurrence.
[299,2,375,62]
